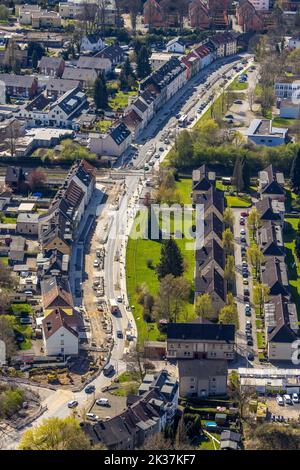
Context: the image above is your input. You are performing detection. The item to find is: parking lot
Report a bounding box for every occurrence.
[88,391,127,421]
[267,396,300,421]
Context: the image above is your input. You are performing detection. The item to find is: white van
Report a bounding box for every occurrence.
[283,394,292,405]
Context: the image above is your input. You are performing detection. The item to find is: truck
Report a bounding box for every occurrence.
[109,298,120,316]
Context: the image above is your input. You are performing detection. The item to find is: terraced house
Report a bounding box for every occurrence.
[255,166,299,361]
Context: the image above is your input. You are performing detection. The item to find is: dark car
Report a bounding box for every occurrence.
[247,352,254,361]
[85,385,95,394]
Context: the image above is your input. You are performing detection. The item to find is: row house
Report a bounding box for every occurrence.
[38,56,65,78]
[140,57,187,107]
[254,167,299,361]
[89,121,132,158]
[0,74,38,100]
[192,168,227,313]
[95,44,125,66]
[258,164,285,201]
[45,79,81,99]
[31,11,61,29]
[18,86,87,130]
[62,67,98,88]
[76,56,112,77]
[210,32,237,58]
[167,321,235,361]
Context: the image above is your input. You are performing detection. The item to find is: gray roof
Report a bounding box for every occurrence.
[62,67,97,83]
[0,73,37,88]
[77,56,111,70]
[38,56,64,70]
[17,213,39,224]
[46,78,81,94]
[110,122,131,145]
[178,359,228,379]
[167,322,235,342]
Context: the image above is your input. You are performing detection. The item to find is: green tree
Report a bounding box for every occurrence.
[195,293,217,321]
[0,5,9,21]
[28,42,45,67]
[155,274,190,323]
[156,239,184,280]
[247,244,265,280]
[18,416,93,450]
[247,207,261,242]
[232,155,245,195]
[93,75,108,109]
[120,56,135,90]
[223,207,235,229]
[290,148,300,194]
[253,283,270,317]
[219,302,239,329]
[224,254,235,285]
[222,228,234,255]
[136,45,151,79]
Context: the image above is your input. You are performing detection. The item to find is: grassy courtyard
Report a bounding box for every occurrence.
[284,217,300,318]
[126,177,196,344]
[225,195,252,208]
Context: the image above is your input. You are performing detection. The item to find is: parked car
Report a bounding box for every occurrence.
[292,393,299,403]
[96,398,110,407]
[283,394,292,405]
[241,211,249,217]
[240,229,246,236]
[276,395,284,406]
[240,236,246,243]
[67,400,78,408]
[247,352,254,361]
[86,413,99,421]
[116,330,123,339]
[85,385,95,394]
[93,259,99,268]
[247,338,253,346]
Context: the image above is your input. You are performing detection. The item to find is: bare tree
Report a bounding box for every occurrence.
[247,86,256,112]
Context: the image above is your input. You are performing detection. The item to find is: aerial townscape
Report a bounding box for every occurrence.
[1,0,300,456]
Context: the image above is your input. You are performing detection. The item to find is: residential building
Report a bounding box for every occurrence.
[42,307,79,356]
[31,11,61,29]
[18,4,41,24]
[62,67,98,88]
[258,220,285,258]
[82,371,178,449]
[193,187,225,220]
[167,321,235,360]
[192,164,216,195]
[80,33,104,53]
[95,44,124,66]
[246,119,289,147]
[166,38,185,54]
[38,57,65,78]
[9,236,25,265]
[180,52,201,79]
[16,212,39,236]
[265,294,299,361]
[41,276,73,311]
[89,122,132,157]
[0,74,38,100]
[196,238,225,278]
[236,0,264,32]
[18,86,87,130]
[195,265,227,310]
[275,76,300,100]
[256,197,285,226]
[211,33,237,58]
[258,164,285,200]
[178,359,228,398]
[143,0,180,28]
[45,78,81,99]
[188,0,211,29]
[77,56,112,76]
[122,110,143,140]
[261,257,289,297]
[37,250,69,278]
[203,212,224,246]
[140,57,187,107]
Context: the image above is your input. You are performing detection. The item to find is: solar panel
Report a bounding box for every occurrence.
[66,98,76,107]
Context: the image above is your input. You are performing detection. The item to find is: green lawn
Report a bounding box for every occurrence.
[225,195,252,208]
[0,256,8,266]
[126,178,196,344]
[1,216,17,224]
[229,79,248,91]
[272,117,295,128]
[284,217,300,318]
[95,119,113,134]
[256,331,265,350]
[109,90,137,111]
[5,315,32,350]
